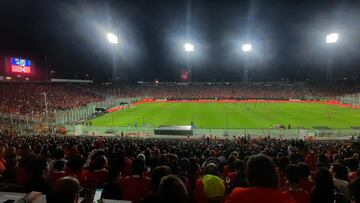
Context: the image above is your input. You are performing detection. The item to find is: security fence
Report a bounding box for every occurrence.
[64,125,359,139]
[0,97,140,126]
[337,93,360,106]
[53,97,139,125]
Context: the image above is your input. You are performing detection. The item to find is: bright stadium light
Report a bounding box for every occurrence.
[325,33,339,80]
[326,33,338,44]
[107,33,118,44]
[242,43,252,52]
[184,43,194,52]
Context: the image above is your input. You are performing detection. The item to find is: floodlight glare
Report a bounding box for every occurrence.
[326,33,338,44]
[184,43,194,52]
[107,33,118,44]
[242,43,252,52]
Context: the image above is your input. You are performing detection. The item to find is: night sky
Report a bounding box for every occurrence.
[1,0,360,82]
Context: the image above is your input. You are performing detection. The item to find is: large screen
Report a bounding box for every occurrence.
[11,57,31,74]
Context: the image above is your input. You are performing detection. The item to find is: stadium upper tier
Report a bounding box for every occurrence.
[0,82,358,116]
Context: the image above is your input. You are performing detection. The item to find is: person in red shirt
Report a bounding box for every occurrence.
[203,174,226,203]
[297,162,314,193]
[0,146,6,173]
[141,165,172,203]
[194,162,218,203]
[122,157,133,177]
[223,155,236,177]
[283,165,310,203]
[66,143,79,158]
[158,175,188,203]
[349,178,360,203]
[50,160,67,183]
[310,168,339,203]
[226,154,296,203]
[348,157,359,182]
[226,160,247,193]
[304,152,316,170]
[121,158,151,203]
[87,155,109,188]
[67,155,88,187]
[52,176,81,203]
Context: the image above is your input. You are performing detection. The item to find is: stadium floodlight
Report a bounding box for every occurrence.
[242,43,252,52]
[184,43,194,52]
[107,33,118,44]
[326,33,338,44]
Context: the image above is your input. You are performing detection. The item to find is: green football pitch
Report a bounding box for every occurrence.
[91,102,360,129]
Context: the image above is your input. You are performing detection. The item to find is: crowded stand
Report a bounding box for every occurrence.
[0,83,103,117]
[115,83,358,99]
[0,128,359,203]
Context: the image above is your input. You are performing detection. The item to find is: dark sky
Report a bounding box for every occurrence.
[1,0,360,82]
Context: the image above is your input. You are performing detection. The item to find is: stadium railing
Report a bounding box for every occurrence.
[53,97,140,125]
[337,93,360,107]
[0,97,139,126]
[64,125,359,140]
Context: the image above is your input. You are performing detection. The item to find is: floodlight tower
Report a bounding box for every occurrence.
[184,43,194,82]
[325,33,338,81]
[242,43,252,83]
[107,32,119,81]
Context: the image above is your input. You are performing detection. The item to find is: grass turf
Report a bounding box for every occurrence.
[90,102,360,129]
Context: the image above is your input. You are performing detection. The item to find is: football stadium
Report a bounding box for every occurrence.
[0,1,360,203]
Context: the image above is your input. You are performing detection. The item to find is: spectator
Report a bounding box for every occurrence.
[226,160,247,193]
[67,155,88,187]
[159,175,188,203]
[226,154,295,203]
[311,168,346,203]
[330,163,351,201]
[121,158,151,203]
[87,155,109,188]
[223,155,236,177]
[283,165,310,203]
[50,160,67,183]
[194,163,219,203]
[24,158,52,196]
[101,154,123,200]
[50,148,66,172]
[141,165,172,203]
[52,177,80,203]
[297,162,314,193]
[349,178,360,203]
[203,174,226,203]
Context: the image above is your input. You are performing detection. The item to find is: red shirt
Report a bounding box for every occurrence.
[67,169,89,186]
[226,187,296,203]
[122,158,133,176]
[88,169,109,187]
[223,165,233,177]
[0,161,5,173]
[226,172,237,187]
[15,167,28,185]
[194,176,226,203]
[67,148,79,158]
[50,171,67,183]
[349,171,358,182]
[0,158,6,166]
[283,189,310,203]
[305,154,315,170]
[121,176,151,203]
[193,178,207,203]
[299,179,314,193]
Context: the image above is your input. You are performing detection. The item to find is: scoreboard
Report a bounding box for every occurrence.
[10,57,32,74]
[0,56,43,80]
